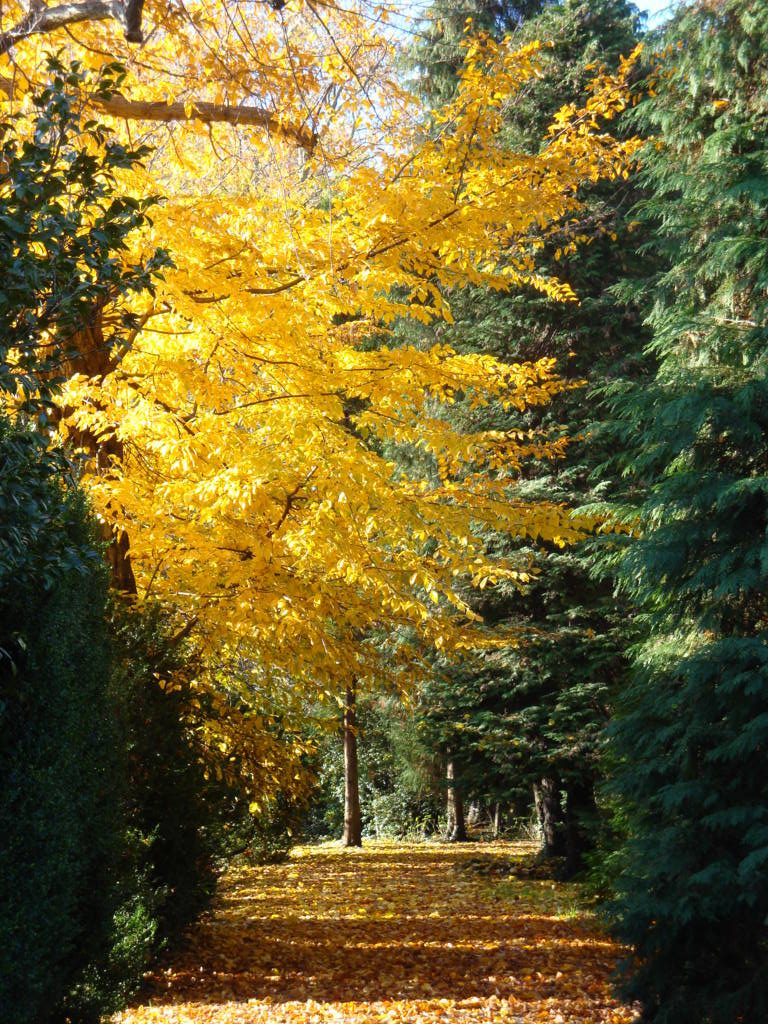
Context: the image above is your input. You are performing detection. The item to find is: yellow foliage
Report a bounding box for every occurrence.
[1,3,640,794]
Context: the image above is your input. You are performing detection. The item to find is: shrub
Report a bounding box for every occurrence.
[111,601,229,938]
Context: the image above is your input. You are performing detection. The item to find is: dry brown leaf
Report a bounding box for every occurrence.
[113,841,635,1024]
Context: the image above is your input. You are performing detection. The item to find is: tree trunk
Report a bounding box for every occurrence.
[493,802,503,838]
[342,682,362,847]
[533,777,566,858]
[466,800,482,826]
[446,759,467,842]
[55,316,137,593]
[564,777,597,878]
[103,521,137,594]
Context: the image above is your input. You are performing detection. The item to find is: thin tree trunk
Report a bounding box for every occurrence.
[342,682,362,847]
[493,802,502,838]
[446,759,467,842]
[533,777,566,858]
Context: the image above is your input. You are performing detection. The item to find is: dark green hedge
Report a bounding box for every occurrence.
[0,420,122,1023]
[0,420,261,1022]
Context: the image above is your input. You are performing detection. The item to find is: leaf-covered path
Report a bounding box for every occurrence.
[115,841,634,1024]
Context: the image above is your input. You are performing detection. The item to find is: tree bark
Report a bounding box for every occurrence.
[92,95,315,151]
[0,1,116,55]
[446,759,467,842]
[493,801,503,838]
[0,76,315,153]
[51,316,137,592]
[466,800,482,826]
[0,1,151,53]
[342,682,362,847]
[533,777,566,858]
[564,777,597,878]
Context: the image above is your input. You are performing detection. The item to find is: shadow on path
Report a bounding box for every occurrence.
[115,841,633,1024]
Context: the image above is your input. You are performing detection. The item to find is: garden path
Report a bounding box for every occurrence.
[115,840,634,1024]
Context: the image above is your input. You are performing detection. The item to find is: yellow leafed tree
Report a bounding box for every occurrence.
[0,1,640,797]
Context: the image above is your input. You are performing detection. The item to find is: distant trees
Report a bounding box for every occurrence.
[305,690,442,841]
[410,0,544,103]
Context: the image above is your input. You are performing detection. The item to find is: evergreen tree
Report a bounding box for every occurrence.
[0,67,164,1022]
[408,0,648,870]
[410,0,544,104]
[0,58,165,409]
[606,1,768,1019]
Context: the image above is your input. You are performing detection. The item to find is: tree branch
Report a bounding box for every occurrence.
[93,94,316,151]
[168,615,199,648]
[267,466,318,538]
[0,5,315,150]
[0,2,122,55]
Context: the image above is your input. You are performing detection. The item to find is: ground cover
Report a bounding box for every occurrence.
[114,841,634,1024]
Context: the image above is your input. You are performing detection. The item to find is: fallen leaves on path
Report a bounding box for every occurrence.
[114,841,635,1024]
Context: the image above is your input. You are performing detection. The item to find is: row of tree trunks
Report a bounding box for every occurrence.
[467,799,506,835]
[341,714,474,847]
[340,712,596,863]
